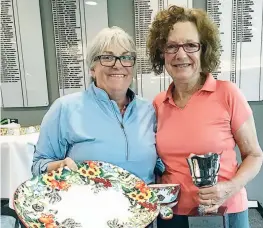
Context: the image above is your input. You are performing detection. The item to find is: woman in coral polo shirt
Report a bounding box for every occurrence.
[147,5,263,228]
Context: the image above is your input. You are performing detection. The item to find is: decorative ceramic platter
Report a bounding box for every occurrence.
[14,161,160,228]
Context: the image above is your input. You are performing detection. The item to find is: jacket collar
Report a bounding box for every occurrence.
[90,82,135,102]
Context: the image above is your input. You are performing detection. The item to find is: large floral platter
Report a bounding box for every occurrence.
[13,161,160,228]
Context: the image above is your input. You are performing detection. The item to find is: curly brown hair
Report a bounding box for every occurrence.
[147,5,221,75]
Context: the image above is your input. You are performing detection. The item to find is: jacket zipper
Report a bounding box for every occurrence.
[109,101,129,160]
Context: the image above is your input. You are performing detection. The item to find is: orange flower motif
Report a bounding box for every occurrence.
[50,180,60,189]
[58,181,70,190]
[45,223,57,228]
[135,181,150,194]
[135,181,145,190]
[140,186,150,193]
[38,214,54,224]
[88,161,96,168]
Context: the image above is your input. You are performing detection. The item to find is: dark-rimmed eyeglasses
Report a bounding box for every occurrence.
[164,42,201,54]
[94,55,136,67]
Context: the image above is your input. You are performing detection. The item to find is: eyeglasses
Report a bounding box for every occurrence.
[164,42,201,54]
[94,55,136,67]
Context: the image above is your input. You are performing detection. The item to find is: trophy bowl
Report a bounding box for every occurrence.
[186,153,220,188]
[186,153,220,215]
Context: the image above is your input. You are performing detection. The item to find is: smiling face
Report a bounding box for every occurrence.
[91,45,134,95]
[164,21,202,83]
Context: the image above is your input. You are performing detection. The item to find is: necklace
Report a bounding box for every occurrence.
[120,97,130,116]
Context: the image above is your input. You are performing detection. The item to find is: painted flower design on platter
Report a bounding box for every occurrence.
[14,161,160,228]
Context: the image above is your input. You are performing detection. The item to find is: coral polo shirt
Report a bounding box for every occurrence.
[153,74,252,215]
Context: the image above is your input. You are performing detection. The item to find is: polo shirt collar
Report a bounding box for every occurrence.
[163,73,216,102]
[201,73,216,92]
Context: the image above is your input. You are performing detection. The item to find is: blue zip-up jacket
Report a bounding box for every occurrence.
[32,83,162,184]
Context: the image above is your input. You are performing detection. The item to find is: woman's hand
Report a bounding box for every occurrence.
[47,157,78,173]
[198,181,238,213]
[60,157,78,171]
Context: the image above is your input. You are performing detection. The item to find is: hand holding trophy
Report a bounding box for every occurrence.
[186,153,220,215]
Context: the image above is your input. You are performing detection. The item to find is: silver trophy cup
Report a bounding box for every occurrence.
[186,153,220,215]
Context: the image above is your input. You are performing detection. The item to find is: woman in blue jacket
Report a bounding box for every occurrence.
[32,26,163,185]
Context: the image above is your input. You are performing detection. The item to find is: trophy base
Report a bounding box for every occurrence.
[188,206,228,228]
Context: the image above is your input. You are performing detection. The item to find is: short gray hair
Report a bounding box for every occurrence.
[86,26,136,70]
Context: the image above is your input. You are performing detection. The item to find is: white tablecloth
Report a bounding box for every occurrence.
[0,133,39,208]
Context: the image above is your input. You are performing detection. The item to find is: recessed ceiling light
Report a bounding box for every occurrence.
[85,1,97,5]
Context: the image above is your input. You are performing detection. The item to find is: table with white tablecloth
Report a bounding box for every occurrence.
[0,133,39,208]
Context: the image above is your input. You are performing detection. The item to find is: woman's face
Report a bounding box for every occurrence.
[164,21,202,82]
[91,45,134,95]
